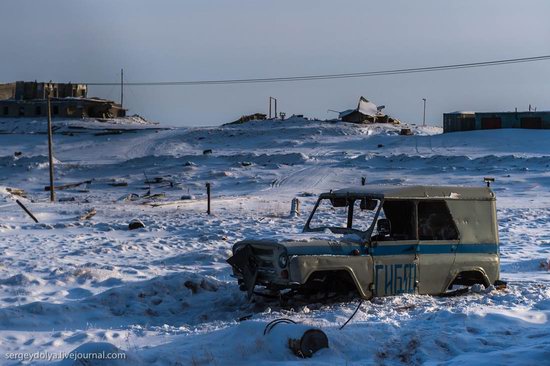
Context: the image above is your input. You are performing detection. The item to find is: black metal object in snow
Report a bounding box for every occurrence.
[288,329,329,358]
[16,199,39,223]
[263,318,329,358]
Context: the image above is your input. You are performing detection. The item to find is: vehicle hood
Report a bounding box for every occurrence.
[234,233,364,256]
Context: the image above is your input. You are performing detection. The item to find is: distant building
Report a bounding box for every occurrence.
[339,97,400,124]
[0,81,126,119]
[443,111,550,133]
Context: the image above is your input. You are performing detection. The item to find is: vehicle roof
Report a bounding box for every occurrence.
[321,185,495,201]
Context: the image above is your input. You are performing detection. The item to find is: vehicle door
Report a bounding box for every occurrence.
[416,200,460,294]
[370,200,419,296]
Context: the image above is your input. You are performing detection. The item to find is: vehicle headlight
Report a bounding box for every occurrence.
[278,253,288,268]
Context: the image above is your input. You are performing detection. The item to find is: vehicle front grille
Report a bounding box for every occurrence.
[251,246,276,270]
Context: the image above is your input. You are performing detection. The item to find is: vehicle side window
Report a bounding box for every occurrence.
[418,201,459,240]
[379,200,416,240]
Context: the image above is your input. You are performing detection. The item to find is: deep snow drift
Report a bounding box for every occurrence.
[0,117,549,365]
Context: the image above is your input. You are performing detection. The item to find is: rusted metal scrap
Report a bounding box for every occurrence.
[263,318,329,358]
[288,329,329,358]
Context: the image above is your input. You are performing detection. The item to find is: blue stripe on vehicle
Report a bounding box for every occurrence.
[286,243,498,256]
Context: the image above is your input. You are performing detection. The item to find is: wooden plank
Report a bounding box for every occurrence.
[44,180,92,191]
[78,208,97,221]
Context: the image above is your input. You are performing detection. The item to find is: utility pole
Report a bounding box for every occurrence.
[206,182,211,215]
[269,97,278,119]
[422,98,427,127]
[46,88,55,202]
[120,68,124,108]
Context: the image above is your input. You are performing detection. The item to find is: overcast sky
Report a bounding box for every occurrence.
[1,0,549,126]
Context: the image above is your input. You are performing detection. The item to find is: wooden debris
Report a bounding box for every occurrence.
[144,177,171,185]
[94,130,124,136]
[6,187,27,198]
[78,208,97,221]
[141,193,166,200]
[145,199,197,207]
[58,197,76,202]
[290,198,301,217]
[16,200,39,223]
[44,180,92,191]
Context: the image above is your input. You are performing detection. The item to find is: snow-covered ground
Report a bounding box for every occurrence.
[0,117,549,365]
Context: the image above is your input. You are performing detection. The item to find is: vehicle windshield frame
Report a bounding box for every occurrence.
[303,193,383,240]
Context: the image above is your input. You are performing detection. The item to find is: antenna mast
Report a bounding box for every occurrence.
[120,68,124,108]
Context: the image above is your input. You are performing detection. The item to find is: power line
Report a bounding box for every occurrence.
[85,54,550,86]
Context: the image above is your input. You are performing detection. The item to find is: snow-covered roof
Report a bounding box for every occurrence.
[338,97,381,118]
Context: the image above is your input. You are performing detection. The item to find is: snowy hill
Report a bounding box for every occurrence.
[0,119,549,365]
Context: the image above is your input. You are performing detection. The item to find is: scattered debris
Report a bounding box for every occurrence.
[290,198,301,217]
[394,304,416,312]
[94,130,128,136]
[144,199,199,207]
[15,199,39,223]
[44,180,92,192]
[58,197,76,202]
[263,319,329,358]
[78,208,97,221]
[144,177,166,184]
[225,112,267,125]
[184,278,219,294]
[288,329,329,358]
[400,128,413,136]
[264,318,297,335]
[119,193,140,202]
[6,187,27,198]
[339,300,364,330]
[142,193,166,200]
[128,219,145,230]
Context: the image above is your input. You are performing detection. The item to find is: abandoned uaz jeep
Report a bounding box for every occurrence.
[227,186,500,299]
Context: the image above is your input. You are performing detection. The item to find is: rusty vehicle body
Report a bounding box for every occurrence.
[227,185,500,299]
